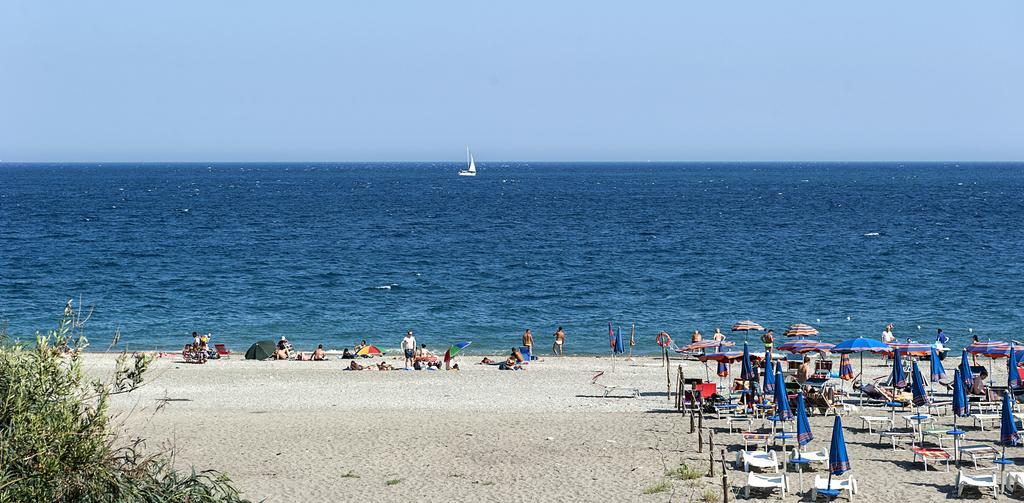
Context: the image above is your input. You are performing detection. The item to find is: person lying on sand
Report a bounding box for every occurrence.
[312,344,326,361]
[479,357,495,365]
[347,360,364,371]
[499,355,523,370]
[377,361,394,371]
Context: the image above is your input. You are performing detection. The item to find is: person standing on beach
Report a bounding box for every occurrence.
[401,331,417,370]
[761,329,774,354]
[552,327,565,356]
[712,328,725,343]
[881,324,896,344]
[522,329,533,357]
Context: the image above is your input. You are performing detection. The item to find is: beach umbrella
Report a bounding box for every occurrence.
[838,353,855,381]
[443,341,471,365]
[796,392,813,446]
[676,340,732,353]
[910,361,929,444]
[824,415,851,497]
[783,323,819,338]
[959,350,974,388]
[890,349,907,389]
[883,342,932,357]
[732,320,764,342]
[717,359,729,378]
[778,339,834,354]
[1010,346,1021,390]
[629,323,635,359]
[833,337,890,401]
[740,342,754,381]
[613,326,625,355]
[999,390,1019,480]
[243,340,276,360]
[929,347,946,382]
[951,368,970,465]
[773,364,793,421]
[608,321,614,350]
[968,340,1010,386]
[762,350,775,394]
[356,345,383,357]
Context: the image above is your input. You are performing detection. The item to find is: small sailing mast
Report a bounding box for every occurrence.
[459,146,477,176]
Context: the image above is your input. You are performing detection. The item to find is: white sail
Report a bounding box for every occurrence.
[459,147,477,176]
[468,154,476,173]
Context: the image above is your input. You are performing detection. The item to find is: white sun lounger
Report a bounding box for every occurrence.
[1004,472,1024,495]
[744,472,788,498]
[736,449,780,472]
[972,413,1000,431]
[859,415,893,433]
[590,371,640,398]
[956,470,998,499]
[810,474,857,501]
[792,450,828,465]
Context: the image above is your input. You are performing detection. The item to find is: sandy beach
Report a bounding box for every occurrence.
[89,351,1018,502]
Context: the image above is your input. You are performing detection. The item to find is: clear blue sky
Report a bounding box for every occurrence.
[1,1,1021,161]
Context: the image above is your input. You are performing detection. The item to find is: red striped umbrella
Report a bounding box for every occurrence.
[839,353,855,381]
[732,320,765,332]
[784,323,819,338]
[882,342,932,357]
[676,340,735,353]
[776,340,835,354]
[967,341,1009,354]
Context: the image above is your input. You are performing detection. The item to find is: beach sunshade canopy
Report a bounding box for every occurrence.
[783,323,819,338]
[910,361,929,407]
[677,340,733,352]
[796,392,813,445]
[832,337,889,354]
[741,342,754,381]
[763,351,775,394]
[244,340,276,360]
[778,339,835,354]
[717,359,729,378]
[959,350,974,388]
[838,354,855,381]
[613,327,625,354]
[967,341,1011,356]
[1010,346,1021,389]
[979,344,1024,359]
[732,320,764,332]
[882,342,932,357]
[828,416,851,475]
[890,350,908,388]
[444,341,472,362]
[356,345,383,356]
[952,368,970,417]
[773,363,793,421]
[929,347,947,382]
[1001,391,1020,446]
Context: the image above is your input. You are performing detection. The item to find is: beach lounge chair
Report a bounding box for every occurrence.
[741,432,772,451]
[1003,472,1024,495]
[958,445,1000,469]
[879,431,916,450]
[590,371,639,398]
[743,472,787,498]
[728,415,753,433]
[858,415,893,433]
[810,474,857,501]
[972,413,1000,431]
[214,343,230,357]
[956,470,998,499]
[911,447,951,471]
[736,450,780,473]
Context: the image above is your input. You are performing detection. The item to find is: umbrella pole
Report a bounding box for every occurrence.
[859,352,865,407]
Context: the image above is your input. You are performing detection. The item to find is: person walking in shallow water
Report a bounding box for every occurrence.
[552,327,565,356]
[522,329,533,357]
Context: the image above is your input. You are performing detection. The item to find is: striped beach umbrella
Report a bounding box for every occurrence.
[676,340,733,353]
[838,353,855,381]
[784,323,819,338]
[929,347,946,382]
[732,320,764,342]
[763,350,775,394]
[700,351,745,363]
[717,359,729,378]
[890,349,907,389]
[884,342,932,357]
[967,340,1011,356]
[778,339,835,354]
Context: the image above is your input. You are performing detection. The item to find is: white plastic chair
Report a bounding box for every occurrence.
[736,450,780,472]
[792,450,828,465]
[956,470,997,499]
[744,472,787,498]
[811,474,857,500]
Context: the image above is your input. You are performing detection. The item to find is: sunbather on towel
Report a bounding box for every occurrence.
[347,360,364,371]
[499,355,523,370]
[312,344,326,361]
[377,361,394,371]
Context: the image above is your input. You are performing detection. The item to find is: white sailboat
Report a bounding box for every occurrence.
[458,147,477,177]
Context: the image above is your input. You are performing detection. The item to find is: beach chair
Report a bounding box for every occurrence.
[736,450,780,473]
[215,344,231,357]
[879,431,916,450]
[958,445,999,469]
[956,470,998,499]
[741,432,772,451]
[1003,472,1024,495]
[728,414,754,433]
[743,472,787,498]
[590,371,639,398]
[858,415,893,433]
[911,447,951,471]
[792,450,828,466]
[972,413,1000,431]
[810,474,857,501]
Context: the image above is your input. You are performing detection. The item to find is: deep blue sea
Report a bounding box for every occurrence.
[1,162,1022,354]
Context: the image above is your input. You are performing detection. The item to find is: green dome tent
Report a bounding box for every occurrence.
[245,340,276,360]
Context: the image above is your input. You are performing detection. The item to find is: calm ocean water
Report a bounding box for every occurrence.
[1,162,1022,354]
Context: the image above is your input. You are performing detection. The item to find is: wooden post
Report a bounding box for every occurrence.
[698,410,704,453]
[665,348,672,400]
[708,429,716,477]
[675,367,683,411]
[689,405,695,434]
[721,449,729,503]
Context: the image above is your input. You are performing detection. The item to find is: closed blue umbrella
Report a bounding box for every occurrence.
[910,361,928,407]
[929,347,946,382]
[823,415,851,497]
[796,392,813,445]
[741,342,754,382]
[952,368,970,418]
[890,349,907,389]
[1001,390,1019,446]
[773,364,793,421]
[1009,346,1021,390]
[959,350,973,388]
[763,350,775,394]
[613,326,624,354]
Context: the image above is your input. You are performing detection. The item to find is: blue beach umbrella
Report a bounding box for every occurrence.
[929,347,946,382]
[1009,346,1021,390]
[953,369,970,418]
[890,349,907,389]
[613,326,624,354]
[824,415,851,496]
[762,350,775,394]
[773,364,793,421]
[834,336,890,405]
[716,344,729,378]
[796,392,813,446]
[959,350,974,388]
[740,342,754,382]
[1001,390,1020,447]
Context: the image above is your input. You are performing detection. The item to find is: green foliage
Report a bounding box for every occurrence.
[666,462,703,481]
[0,301,249,502]
[642,480,672,495]
[385,478,402,486]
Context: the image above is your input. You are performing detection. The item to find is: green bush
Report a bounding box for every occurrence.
[0,301,249,502]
